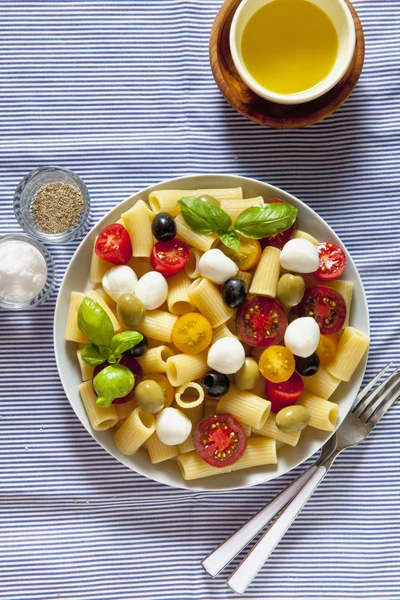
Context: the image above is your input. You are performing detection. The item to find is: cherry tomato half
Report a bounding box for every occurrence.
[236,296,287,348]
[260,199,296,250]
[93,355,142,404]
[266,371,304,413]
[151,239,189,278]
[194,413,247,468]
[95,224,133,265]
[219,237,262,271]
[316,333,340,366]
[259,345,295,383]
[298,285,346,334]
[314,242,347,281]
[172,312,213,355]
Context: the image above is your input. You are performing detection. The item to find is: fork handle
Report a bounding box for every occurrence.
[202,465,318,577]
[226,465,329,595]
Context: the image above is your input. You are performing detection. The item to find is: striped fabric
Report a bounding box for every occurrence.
[0,1,399,598]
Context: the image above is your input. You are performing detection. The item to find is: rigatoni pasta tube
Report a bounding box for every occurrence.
[148,187,243,217]
[253,413,301,447]
[93,286,116,310]
[129,257,153,279]
[85,289,122,332]
[167,271,195,315]
[293,230,319,245]
[65,292,90,344]
[188,277,234,328]
[78,381,119,431]
[166,351,208,387]
[220,196,264,221]
[326,327,370,382]
[185,248,202,279]
[115,399,137,421]
[175,382,205,409]
[89,238,111,283]
[203,397,218,418]
[147,433,179,464]
[177,451,232,480]
[249,246,281,297]
[121,200,154,257]
[302,368,341,400]
[114,407,156,455]
[77,349,94,382]
[211,323,237,344]
[298,392,339,431]
[178,404,204,453]
[330,280,354,329]
[216,386,271,429]
[231,438,277,471]
[137,345,175,374]
[175,215,218,252]
[137,310,178,343]
[236,270,253,289]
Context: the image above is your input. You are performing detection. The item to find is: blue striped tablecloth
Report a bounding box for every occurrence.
[0,1,399,599]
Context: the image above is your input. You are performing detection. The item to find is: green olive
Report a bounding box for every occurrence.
[275,405,310,433]
[135,380,165,414]
[234,357,260,391]
[197,194,220,207]
[277,274,306,308]
[117,293,145,328]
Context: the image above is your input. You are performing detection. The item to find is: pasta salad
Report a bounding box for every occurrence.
[65,187,370,481]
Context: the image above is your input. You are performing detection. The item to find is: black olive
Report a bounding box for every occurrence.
[295,353,320,377]
[124,335,148,358]
[201,371,230,397]
[222,279,247,309]
[151,212,176,242]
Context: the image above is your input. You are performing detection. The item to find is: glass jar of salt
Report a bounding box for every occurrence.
[0,234,55,310]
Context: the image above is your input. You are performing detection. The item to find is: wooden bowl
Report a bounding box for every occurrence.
[209,0,365,129]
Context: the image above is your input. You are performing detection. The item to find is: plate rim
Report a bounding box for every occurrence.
[54,173,370,492]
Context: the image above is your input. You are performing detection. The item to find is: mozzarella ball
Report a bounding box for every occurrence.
[207,337,246,374]
[102,265,138,302]
[135,271,168,310]
[198,249,238,285]
[156,407,192,445]
[284,317,320,358]
[280,239,320,274]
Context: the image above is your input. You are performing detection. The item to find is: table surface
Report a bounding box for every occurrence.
[0,1,399,599]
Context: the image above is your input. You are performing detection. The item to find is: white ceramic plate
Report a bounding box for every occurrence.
[54,174,369,491]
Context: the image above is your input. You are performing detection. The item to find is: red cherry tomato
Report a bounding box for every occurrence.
[93,355,142,404]
[298,285,346,334]
[314,242,347,281]
[266,371,304,413]
[95,224,132,265]
[194,413,247,468]
[151,239,189,278]
[260,198,296,250]
[236,296,287,348]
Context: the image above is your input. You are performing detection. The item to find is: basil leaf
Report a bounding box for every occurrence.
[178,197,231,235]
[81,344,108,367]
[78,297,114,348]
[234,204,298,239]
[218,227,241,252]
[111,331,143,358]
[93,364,135,408]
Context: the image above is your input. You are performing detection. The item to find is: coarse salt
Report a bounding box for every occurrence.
[0,240,47,304]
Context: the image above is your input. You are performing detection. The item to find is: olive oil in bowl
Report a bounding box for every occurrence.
[241,0,339,96]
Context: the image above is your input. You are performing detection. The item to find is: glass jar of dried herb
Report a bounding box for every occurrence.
[14,166,91,244]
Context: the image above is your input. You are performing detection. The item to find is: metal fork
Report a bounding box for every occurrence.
[202,364,400,595]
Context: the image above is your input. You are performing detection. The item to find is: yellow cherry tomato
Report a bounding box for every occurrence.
[259,345,295,384]
[316,333,340,366]
[171,312,213,355]
[219,237,262,271]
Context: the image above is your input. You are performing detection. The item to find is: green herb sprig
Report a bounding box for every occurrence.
[177,197,297,250]
[78,297,143,407]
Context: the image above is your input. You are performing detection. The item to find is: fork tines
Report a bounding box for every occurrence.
[352,364,400,425]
